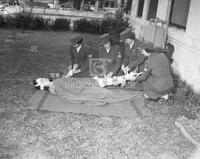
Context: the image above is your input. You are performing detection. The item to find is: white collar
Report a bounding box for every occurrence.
[76,45,82,53]
[104,46,110,53]
[129,40,135,49]
[106,47,110,53]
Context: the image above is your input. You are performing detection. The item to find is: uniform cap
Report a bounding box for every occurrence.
[99,33,110,45]
[120,28,136,41]
[69,34,83,45]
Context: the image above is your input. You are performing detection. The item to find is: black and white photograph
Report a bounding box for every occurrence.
[0,0,200,158]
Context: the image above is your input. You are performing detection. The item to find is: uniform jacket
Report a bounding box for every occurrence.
[98,45,122,76]
[122,40,146,72]
[136,53,174,99]
[68,44,92,72]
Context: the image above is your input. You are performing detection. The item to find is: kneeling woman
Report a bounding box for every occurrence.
[68,34,92,77]
[135,48,174,101]
[98,33,122,77]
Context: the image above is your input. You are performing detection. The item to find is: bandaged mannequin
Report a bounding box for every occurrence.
[33,64,142,93]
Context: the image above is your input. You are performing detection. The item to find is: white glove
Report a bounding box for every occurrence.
[74,68,81,74]
[67,65,72,71]
[66,64,80,78]
[125,72,143,81]
[73,63,78,69]
[141,49,148,56]
[121,65,129,75]
[121,64,125,72]
[106,72,114,78]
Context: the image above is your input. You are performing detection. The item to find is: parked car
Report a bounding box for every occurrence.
[84,3,95,11]
[0,2,9,8]
[61,3,72,9]
[103,7,118,14]
[48,2,55,8]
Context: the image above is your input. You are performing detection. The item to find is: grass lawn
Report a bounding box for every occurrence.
[0,29,195,159]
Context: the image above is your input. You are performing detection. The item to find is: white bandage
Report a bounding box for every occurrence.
[107,78,113,85]
[98,79,105,88]
[93,76,105,88]
[117,76,125,83]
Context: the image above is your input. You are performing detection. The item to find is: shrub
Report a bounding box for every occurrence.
[0,15,5,27]
[0,13,71,31]
[30,16,46,30]
[89,19,101,34]
[74,10,129,36]
[14,12,33,29]
[52,18,70,31]
[74,19,101,34]
[4,15,17,28]
[100,9,129,44]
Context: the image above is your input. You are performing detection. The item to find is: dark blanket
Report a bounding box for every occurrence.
[53,77,139,106]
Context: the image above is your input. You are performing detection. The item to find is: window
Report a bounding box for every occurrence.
[110,1,115,8]
[169,0,191,29]
[137,0,144,17]
[124,0,133,14]
[147,0,158,20]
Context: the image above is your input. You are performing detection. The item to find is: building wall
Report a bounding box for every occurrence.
[130,0,200,91]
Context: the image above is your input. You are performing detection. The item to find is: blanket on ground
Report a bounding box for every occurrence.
[52,77,139,106]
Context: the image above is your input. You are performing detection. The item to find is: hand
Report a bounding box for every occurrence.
[66,69,73,78]
[124,66,130,75]
[125,72,137,81]
[68,65,72,71]
[121,64,125,71]
[141,49,148,56]
[74,68,81,74]
[73,63,78,69]
[106,72,114,78]
[121,64,130,75]
[125,66,130,73]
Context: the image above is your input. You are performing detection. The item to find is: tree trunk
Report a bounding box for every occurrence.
[81,0,85,10]
[95,0,99,12]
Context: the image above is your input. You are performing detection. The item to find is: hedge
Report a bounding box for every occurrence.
[0,13,70,31]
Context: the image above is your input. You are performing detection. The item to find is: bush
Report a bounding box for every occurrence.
[52,18,70,31]
[101,10,129,44]
[0,15,6,27]
[74,19,101,34]
[74,10,129,37]
[30,16,46,30]
[14,12,33,29]
[0,13,71,30]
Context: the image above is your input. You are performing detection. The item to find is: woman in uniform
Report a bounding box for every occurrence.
[98,33,122,78]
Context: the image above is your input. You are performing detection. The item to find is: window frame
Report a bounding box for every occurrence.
[137,0,145,18]
[147,0,159,20]
[169,0,191,30]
